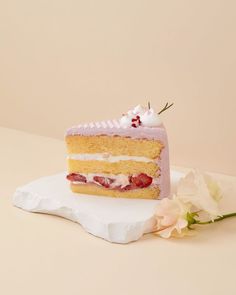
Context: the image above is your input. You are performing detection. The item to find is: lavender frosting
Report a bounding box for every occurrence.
[66,119,166,140]
[66,119,170,198]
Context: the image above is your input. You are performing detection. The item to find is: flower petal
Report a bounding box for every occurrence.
[177,170,220,219]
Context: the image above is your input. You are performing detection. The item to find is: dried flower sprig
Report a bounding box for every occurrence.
[158,102,174,115]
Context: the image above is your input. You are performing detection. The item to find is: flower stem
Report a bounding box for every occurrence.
[158,102,174,115]
[198,213,236,225]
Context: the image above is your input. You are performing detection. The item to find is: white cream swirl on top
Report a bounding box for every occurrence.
[119,105,162,128]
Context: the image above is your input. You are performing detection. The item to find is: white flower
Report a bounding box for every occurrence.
[154,197,189,238]
[204,174,222,202]
[154,169,222,238]
[176,170,221,219]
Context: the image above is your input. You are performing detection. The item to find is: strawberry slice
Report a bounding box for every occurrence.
[66,173,87,183]
[130,173,152,188]
[93,176,114,188]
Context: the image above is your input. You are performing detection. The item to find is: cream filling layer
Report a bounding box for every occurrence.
[71,172,159,188]
[68,153,155,163]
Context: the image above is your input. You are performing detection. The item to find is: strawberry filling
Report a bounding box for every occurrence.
[66,173,153,190]
[93,176,115,188]
[66,173,87,183]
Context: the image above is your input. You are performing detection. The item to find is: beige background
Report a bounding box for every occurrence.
[1,2,236,293]
[1,0,236,175]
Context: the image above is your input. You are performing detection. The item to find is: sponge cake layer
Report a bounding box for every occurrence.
[66,135,163,159]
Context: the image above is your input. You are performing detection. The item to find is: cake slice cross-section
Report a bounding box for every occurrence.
[65,104,170,199]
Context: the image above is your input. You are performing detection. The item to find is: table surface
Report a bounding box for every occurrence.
[1,126,236,295]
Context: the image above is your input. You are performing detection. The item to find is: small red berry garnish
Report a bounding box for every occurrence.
[131,115,142,128]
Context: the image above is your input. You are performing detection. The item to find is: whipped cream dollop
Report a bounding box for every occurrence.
[119,104,162,128]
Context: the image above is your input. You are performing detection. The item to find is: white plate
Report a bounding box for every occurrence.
[13,170,184,244]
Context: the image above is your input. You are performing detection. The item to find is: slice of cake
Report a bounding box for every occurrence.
[65,104,171,199]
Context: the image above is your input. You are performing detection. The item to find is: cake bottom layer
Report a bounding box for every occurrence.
[71,183,160,199]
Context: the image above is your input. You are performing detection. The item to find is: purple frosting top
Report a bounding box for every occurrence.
[66,119,167,140]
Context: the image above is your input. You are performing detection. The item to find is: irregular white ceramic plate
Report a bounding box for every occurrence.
[12,170,184,244]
